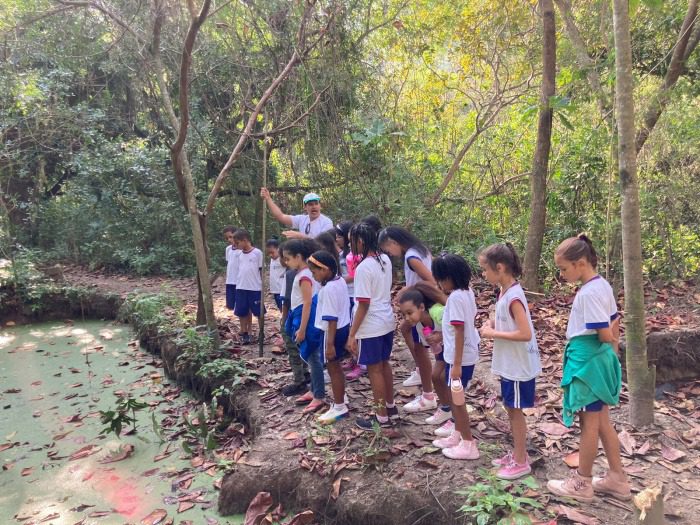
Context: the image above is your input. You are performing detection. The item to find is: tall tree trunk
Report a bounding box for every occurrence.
[612,0,655,426]
[522,0,555,292]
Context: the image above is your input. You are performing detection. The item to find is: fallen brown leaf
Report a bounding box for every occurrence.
[555,504,599,524]
[140,508,167,525]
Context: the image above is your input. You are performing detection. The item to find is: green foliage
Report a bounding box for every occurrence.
[181,404,218,455]
[197,357,254,385]
[121,293,181,332]
[99,395,149,438]
[457,469,542,525]
[174,326,219,371]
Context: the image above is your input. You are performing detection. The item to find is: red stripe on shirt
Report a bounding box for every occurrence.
[356,297,371,303]
[299,276,312,285]
[450,320,465,326]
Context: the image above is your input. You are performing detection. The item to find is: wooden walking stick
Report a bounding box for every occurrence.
[258,113,268,358]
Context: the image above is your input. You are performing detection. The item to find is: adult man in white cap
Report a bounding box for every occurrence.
[260,187,333,239]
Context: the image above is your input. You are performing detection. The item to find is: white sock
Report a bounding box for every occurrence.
[334,403,347,411]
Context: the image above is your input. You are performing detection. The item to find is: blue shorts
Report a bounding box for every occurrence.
[226,285,236,310]
[445,363,474,386]
[500,378,536,409]
[435,351,445,363]
[322,324,350,364]
[234,289,262,317]
[411,325,420,343]
[580,400,604,412]
[273,293,283,310]
[357,331,394,366]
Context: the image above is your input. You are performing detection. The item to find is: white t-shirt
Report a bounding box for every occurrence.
[236,248,263,291]
[315,277,351,331]
[404,247,432,287]
[269,257,285,294]
[225,246,241,285]
[566,275,618,339]
[441,288,480,366]
[491,283,541,381]
[353,254,395,339]
[290,267,320,310]
[290,213,333,237]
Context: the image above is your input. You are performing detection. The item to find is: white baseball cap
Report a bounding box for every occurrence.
[303,193,321,204]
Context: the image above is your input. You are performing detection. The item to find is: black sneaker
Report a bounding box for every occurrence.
[386,405,400,422]
[355,415,392,431]
[281,382,308,397]
[241,333,251,345]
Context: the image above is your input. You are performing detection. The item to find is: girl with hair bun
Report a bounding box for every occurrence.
[546,234,630,503]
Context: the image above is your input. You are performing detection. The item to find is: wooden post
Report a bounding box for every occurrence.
[258,115,268,358]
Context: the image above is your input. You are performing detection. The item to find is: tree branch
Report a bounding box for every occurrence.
[635,0,699,154]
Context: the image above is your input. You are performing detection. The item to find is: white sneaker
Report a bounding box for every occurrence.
[344,393,350,406]
[434,419,455,437]
[425,407,452,425]
[317,404,349,424]
[324,370,331,384]
[432,430,461,449]
[402,369,422,387]
[403,394,438,413]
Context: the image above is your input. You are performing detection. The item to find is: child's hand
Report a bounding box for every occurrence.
[283,230,304,239]
[325,345,336,361]
[450,365,462,382]
[295,329,305,344]
[426,331,442,345]
[479,324,496,339]
[260,187,271,200]
[346,338,358,357]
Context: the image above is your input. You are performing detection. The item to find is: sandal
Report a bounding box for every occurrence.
[295,391,313,405]
[302,399,326,414]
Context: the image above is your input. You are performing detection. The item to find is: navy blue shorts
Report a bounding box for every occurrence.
[357,331,394,366]
[273,293,283,310]
[323,324,350,363]
[500,378,536,409]
[234,289,262,317]
[226,284,237,310]
[445,363,474,386]
[435,351,445,362]
[580,400,604,412]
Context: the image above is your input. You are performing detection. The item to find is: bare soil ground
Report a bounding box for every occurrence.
[59,265,700,524]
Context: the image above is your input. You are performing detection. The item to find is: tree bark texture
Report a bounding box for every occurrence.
[522,0,555,292]
[612,0,655,426]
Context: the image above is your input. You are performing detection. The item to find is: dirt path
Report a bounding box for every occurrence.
[58,265,700,524]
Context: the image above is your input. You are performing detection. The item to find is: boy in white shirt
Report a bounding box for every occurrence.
[266,238,285,310]
[223,226,240,314]
[233,229,263,345]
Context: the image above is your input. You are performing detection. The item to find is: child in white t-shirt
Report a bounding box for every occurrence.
[479,243,541,480]
[266,238,285,310]
[232,229,263,345]
[308,250,351,424]
[346,223,396,431]
[223,226,240,313]
[431,254,480,461]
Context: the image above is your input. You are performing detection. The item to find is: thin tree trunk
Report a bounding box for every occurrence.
[612,0,655,426]
[522,0,555,292]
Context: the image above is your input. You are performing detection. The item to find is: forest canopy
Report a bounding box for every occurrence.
[1,0,699,281]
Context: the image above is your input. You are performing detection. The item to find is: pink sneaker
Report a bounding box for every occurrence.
[432,431,461,449]
[443,438,480,460]
[491,451,513,467]
[434,419,455,437]
[345,364,364,381]
[547,470,594,503]
[496,458,531,480]
[341,359,354,371]
[592,472,632,501]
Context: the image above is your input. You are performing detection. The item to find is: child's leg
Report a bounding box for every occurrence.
[366,362,388,417]
[284,332,306,385]
[598,406,627,479]
[307,347,325,401]
[400,320,433,393]
[578,411,602,477]
[327,360,346,404]
[432,361,450,407]
[381,360,394,406]
[507,407,528,464]
[452,404,473,440]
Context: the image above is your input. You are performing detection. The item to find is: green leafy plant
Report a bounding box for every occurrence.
[175,326,219,371]
[181,404,217,455]
[99,395,149,438]
[121,293,181,332]
[457,469,542,525]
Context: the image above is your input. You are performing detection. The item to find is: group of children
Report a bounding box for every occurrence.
[223,219,631,503]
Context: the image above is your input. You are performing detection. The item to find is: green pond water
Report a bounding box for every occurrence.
[0,319,244,525]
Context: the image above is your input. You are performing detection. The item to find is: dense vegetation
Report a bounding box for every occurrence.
[1,0,699,282]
